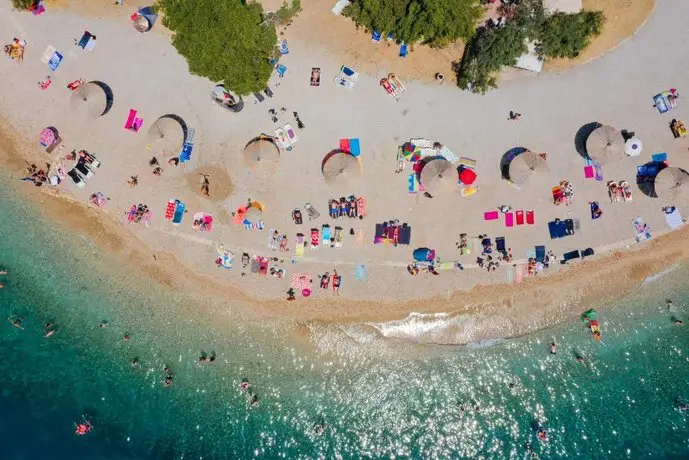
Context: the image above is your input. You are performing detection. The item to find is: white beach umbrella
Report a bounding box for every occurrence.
[586,125,624,165]
[624,138,643,156]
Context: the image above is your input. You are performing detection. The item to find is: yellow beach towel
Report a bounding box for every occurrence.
[295,242,305,257]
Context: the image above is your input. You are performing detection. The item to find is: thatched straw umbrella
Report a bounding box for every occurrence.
[418,156,458,195]
[321,149,362,188]
[508,150,549,186]
[654,167,689,202]
[70,82,107,120]
[586,125,624,165]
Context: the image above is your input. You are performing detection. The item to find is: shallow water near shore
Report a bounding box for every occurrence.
[2,173,689,458]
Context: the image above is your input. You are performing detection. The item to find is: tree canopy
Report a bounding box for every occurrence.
[12,0,35,9]
[159,0,278,95]
[456,24,527,93]
[344,0,482,47]
[538,11,604,58]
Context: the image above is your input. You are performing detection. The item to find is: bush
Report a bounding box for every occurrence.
[344,0,482,47]
[275,0,302,25]
[12,0,35,9]
[456,24,527,94]
[158,0,278,95]
[538,11,605,58]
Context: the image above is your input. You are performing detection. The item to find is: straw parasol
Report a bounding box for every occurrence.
[418,156,458,195]
[244,137,280,179]
[586,125,624,165]
[147,116,186,156]
[654,167,689,202]
[321,149,362,188]
[508,151,548,186]
[70,82,107,120]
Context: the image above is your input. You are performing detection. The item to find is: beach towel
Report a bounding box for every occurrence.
[48,51,63,71]
[339,138,351,153]
[85,37,97,52]
[562,250,581,263]
[349,138,361,157]
[172,201,185,224]
[535,245,546,263]
[459,157,477,170]
[496,237,506,252]
[258,257,269,275]
[355,264,367,281]
[665,207,683,229]
[584,158,594,179]
[408,173,419,193]
[334,227,343,248]
[516,210,525,225]
[652,152,667,163]
[593,160,604,181]
[356,229,364,246]
[31,2,46,15]
[581,248,595,258]
[251,258,259,273]
[372,30,381,42]
[505,212,514,227]
[279,40,289,55]
[565,219,575,235]
[590,201,602,219]
[526,210,535,225]
[399,225,412,245]
[322,224,332,245]
[484,211,499,221]
[77,32,92,49]
[295,238,305,257]
[275,64,287,78]
[310,228,319,249]
[291,273,311,293]
[356,197,367,217]
[164,200,175,220]
[124,109,138,131]
[438,146,458,164]
[399,43,408,58]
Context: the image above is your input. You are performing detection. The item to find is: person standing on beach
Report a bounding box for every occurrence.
[200,174,210,197]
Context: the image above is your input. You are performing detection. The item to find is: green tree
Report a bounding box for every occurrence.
[456,24,527,93]
[344,0,482,46]
[12,0,35,9]
[538,11,605,58]
[158,0,278,95]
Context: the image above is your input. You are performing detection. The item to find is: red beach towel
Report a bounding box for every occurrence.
[516,210,525,225]
[339,138,351,152]
[164,200,175,220]
[526,210,535,225]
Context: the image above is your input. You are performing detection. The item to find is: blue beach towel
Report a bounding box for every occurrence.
[356,264,367,281]
[179,142,193,163]
[172,201,185,225]
[349,138,361,157]
[371,31,381,43]
[48,51,63,71]
[275,64,287,77]
[399,43,408,58]
[279,40,289,55]
[77,32,91,49]
[652,152,667,163]
[535,245,546,263]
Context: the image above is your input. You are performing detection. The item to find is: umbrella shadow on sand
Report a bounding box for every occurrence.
[499,147,528,180]
[574,122,601,159]
[90,81,114,116]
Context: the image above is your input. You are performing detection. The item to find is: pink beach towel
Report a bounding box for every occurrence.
[124,109,137,130]
[526,210,535,225]
[584,165,594,179]
[505,212,514,227]
[516,210,525,225]
[204,215,213,232]
[484,211,499,221]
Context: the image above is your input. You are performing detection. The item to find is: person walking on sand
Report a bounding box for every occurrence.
[509,111,521,121]
[128,175,138,187]
[332,270,341,295]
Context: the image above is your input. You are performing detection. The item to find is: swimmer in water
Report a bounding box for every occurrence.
[123,333,130,341]
[130,358,140,368]
[313,422,328,436]
[44,322,56,338]
[250,394,259,407]
[576,355,585,363]
[240,379,250,391]
[667,299,674,310]
[0,269,7,275]
[550,342,557,354]
[8,316,24,330]
[537,428,548,442]
[99,320,108,329]
[674,319,684,326]
[163,367,173,387]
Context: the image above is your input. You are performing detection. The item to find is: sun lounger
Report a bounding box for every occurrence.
[561,250,581,264]
[535,245,546,263]
[253,92,265,103]
[172,201,185,225]
[75,162,94,178]
[67,169,85,188]
[581,248,595,258]
[164,200,176,220]
[322,224,331,245]
[274,128,291,151]
[349,138,361,157]
[496,237,506,253]
[484,211,499,221]
[334,226,343,247]
[304,202,320,220]
[526,210,535,225]
[505,212,514,227]
[516,210,524,225]
[310,228,319,249]
[284,124,298,145]
[664,207,683,229]
[399,224,411,245]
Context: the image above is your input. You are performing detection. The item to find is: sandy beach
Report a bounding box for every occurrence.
[0,0,687,342]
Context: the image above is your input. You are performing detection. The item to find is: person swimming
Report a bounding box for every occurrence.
[163,367,173,387]
[99,320,108,329]
[240,379,250,391]
[250,394,259,407]
[313,422,328,436]
[537,428,548,442]
[576,355,585,363]
[130,358,140,368]
[667,299,674,310]
[44,322,56,338]
[550,342,557,354]
[75,418,93,436]
[123,333,130,341]
[8,316,24,330]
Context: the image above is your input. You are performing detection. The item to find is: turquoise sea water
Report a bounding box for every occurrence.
[1,172,689,459]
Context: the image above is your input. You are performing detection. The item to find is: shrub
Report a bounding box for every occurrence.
[344,0,482,47]
[538,11,605,58]
[12,0,35,9]
[158,0,278,95]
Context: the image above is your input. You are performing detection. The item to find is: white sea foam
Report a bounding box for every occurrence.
[642,264,679,285]
[367,312,491,345]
